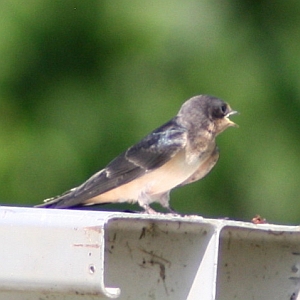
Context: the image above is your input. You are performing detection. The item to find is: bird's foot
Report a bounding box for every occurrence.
[162,205,181,217]
[142,205,160,214]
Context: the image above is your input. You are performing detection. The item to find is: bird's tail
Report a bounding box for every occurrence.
[34,188,78,209]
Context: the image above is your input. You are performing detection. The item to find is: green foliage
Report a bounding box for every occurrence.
[1,0,300,223]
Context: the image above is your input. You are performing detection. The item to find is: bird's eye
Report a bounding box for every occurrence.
[210,101,228,119]
[221,104,227,114]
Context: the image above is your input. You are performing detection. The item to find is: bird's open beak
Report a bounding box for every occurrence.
[225,109,239,127]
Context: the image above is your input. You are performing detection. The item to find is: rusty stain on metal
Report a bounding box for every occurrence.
[73,243,100,248]
[84,226,102,233]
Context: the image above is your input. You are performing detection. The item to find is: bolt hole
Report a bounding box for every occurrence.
[89,265,96,274]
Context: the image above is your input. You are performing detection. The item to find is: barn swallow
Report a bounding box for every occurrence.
[36,95,238,213]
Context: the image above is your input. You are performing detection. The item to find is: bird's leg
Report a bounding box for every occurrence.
[157,192,179,215]
[138,190,159,214]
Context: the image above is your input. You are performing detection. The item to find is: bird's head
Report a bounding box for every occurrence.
[207,97,238,135]
[178,95,238,136]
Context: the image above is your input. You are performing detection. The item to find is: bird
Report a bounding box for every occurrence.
[36,95,238,213]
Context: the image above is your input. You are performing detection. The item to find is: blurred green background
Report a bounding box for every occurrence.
[0,0,299,224]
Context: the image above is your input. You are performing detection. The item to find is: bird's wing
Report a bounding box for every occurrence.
[37,118,187,208]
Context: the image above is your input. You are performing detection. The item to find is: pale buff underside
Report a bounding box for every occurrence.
[84,147,213,206]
